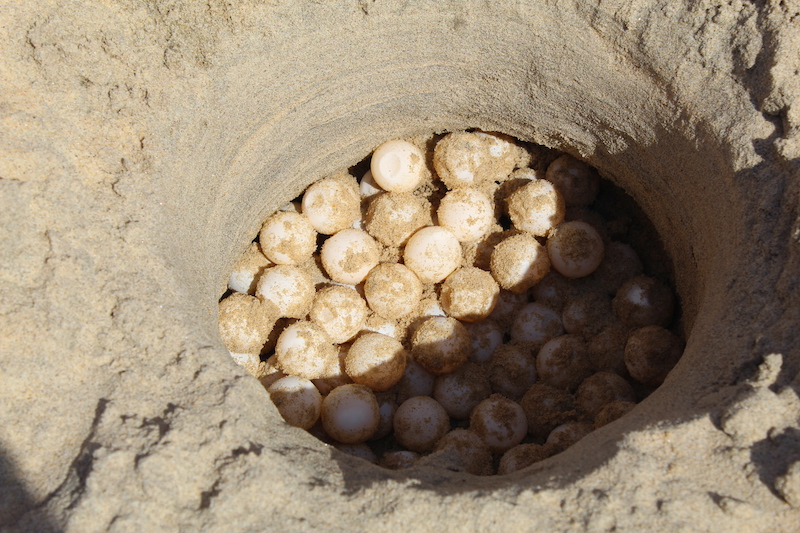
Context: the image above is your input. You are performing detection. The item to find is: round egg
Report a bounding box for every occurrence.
[575,371,636,418]
[344,333,408,391]
[275,321,340,380]
[363,262,423,319]
[490,233,551,294]
[365,192,431,246]
[506,178,566,236]
[370,139,425,193]
[433,362,491,420]
[545,154,600,207]
[547,221,605,279]
[510,302,564,348]
[403,226,463,284]
[470,395,528,453]
[268,376,322,430]
[320,229,381,285]
[434,429,493,476]
[440,267,500,322]
[218,292,279,354]
[301,174,361,235]
[433,131,518,189]
[466,319,503,363]
[536,334,593,391]
[498,444,551,475]
[309,285,368,344]
[545,421,594,452]
[437,188,494,242]
[321,384,380,444]
[393,396,450,453]
[612,275,675,328]
[624,325,684,386]
[259,211,318,264]
[394,359,436,404]
[411,316,472,375]
[255,264,315,318]
[520,383,578,440]
[489,343,538,401]
[228,242,273,294]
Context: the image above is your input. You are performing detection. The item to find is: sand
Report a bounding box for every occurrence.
[1,1,799,531]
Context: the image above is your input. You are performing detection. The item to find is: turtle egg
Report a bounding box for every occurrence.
[228,242,273,294]
[275,321,340,380]
[403,226,463,284]
[545,154,600,207]
[440,267,500,323]
[433,362,491,419]
[301,174,361,235]
[395,359,436,404]
[321,384,380,444]
[218,293,279,354]
[470,394,528,453]
[309,285,368,344]
[466,319,503,363]
[393,396,450,452]
[268,376,322,430]
[411,316,472,375]
[344,333,408,391]
[506,178,566,237]
[545,421,594,452]
[434,429,493,476]
[624,325,684,386]
[365,192,431,247]
[498,443,551,475]
[259,211,318,265]
[536,334,593,391]
[612,275,675,328]
[320,229,381,285]
[255,264,315,318]
[363,262,423,319]
[359,169,383,199]
[370,139,425,193]
[490,233,551,294]
[547,221,605,279]
[437,188,494,242]
[510,302,564,347]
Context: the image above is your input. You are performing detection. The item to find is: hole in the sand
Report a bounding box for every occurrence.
[217,130,686,476]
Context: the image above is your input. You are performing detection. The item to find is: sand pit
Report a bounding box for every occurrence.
[1,1,799,531]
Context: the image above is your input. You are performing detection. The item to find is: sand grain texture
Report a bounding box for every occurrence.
[1,1,799,531]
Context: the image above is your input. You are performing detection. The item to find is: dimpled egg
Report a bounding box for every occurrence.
[370,139,425,193]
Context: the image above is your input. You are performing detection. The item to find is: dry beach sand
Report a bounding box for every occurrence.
[1,0,800,531]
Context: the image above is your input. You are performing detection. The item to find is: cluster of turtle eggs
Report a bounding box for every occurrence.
[218,131,685,476]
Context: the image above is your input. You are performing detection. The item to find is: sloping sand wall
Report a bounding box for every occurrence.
[1,1,799,531]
